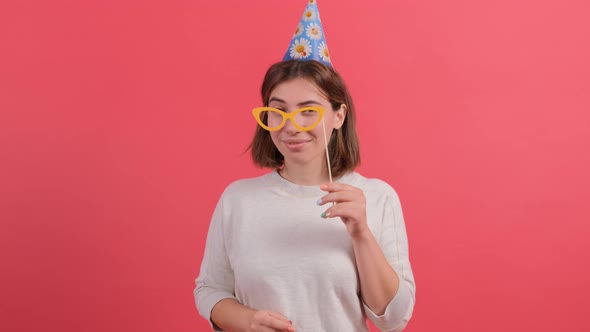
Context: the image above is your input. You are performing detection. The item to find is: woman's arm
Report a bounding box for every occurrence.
[350,230,399,315]
[319,183,415,331]
[319,183,398,313]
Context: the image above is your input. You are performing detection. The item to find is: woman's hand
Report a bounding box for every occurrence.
[317,183,369,238]
[248,310,295,332]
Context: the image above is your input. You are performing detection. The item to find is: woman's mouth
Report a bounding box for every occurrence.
[283,139,310,151]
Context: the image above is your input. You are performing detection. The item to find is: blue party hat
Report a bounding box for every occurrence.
[282,0,332,66]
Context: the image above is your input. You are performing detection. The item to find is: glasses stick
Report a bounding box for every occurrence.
[321,117,333,184]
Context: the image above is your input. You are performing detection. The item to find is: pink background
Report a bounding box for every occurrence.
[1,0,589,331]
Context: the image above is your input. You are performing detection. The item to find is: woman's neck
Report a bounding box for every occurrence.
[279,160,330,186]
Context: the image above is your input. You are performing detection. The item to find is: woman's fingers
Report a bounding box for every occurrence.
[253,310,295,332]
[317,190,359,206]
[267,311,291,323]
[320,202,362,219]
[266,312,294,331]
[263,318,294,332]
[320,182,358,192]
[318,182,364,202]
[317,183,368,237]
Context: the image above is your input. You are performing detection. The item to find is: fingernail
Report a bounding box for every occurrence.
[320,212,325,218]
[320,184,328,190]
[316,198,322,205]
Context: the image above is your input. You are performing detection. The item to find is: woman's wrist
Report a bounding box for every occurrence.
[211,299,256,332]
[347,223,372,241]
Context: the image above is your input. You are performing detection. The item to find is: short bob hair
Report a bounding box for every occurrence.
[250,60,360,179]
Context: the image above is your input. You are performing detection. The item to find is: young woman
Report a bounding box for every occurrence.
[194,60,415,332]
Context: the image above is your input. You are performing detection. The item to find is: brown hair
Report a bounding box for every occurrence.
[249,60,360,178]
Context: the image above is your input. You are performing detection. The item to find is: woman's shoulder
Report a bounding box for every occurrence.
[220,172,276,197]
[346,172,400,198]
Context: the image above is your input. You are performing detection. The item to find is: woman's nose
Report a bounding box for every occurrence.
[282,118,299,133]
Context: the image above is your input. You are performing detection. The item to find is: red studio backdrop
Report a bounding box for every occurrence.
[1,0,589,331]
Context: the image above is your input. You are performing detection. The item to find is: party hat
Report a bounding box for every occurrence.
[282,0,332,66]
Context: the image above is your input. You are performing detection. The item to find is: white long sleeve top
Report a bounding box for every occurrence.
[194,171,415,331]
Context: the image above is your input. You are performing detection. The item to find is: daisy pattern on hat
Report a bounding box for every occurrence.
[289,38,312,59]
[318,41,330,64]
[302,7,316,21]
[305,22,322,40]
[293,23,304,38]
[282,0,333,66]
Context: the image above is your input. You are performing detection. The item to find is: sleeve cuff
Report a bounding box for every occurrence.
[363,281,414,332]
[196,290,236,331]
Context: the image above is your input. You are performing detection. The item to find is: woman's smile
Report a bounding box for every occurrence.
[281,138,312,151]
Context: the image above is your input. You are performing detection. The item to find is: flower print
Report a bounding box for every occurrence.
[289,38,312,59]
[318,41,330,63]
[305,22,322,40]
[293,23,304,37]
[302,7,316,21]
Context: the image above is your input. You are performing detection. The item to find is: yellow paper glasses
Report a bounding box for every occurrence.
[252,106,325,132]
[252,105,334,185]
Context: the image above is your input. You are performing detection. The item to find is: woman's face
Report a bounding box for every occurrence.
[267,78,346,167]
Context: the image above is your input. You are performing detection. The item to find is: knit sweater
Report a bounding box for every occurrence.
[194,171,415,331]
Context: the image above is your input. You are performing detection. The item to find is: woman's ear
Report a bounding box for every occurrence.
[334,104,347,129]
